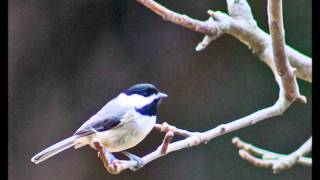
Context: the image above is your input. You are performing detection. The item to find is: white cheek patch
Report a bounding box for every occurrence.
[117,93,157,108]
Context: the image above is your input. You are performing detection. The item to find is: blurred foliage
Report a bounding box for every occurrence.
[9,0,311,180]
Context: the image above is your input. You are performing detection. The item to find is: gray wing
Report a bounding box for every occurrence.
[74,98,129,136]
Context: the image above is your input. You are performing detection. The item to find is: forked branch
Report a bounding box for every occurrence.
[96,0,311,174]
[232,137,312,173]
[137,0,312,82]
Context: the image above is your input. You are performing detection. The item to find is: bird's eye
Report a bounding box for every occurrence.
[141,88,156,97]
[142,92,150,96]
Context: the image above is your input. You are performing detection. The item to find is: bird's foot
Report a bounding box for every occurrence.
[93,141,119,174]
[102,149,116,165]
[121,151,144,171]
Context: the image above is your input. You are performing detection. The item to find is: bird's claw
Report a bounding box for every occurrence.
[104,149,116,164]
[94,142,143,173]
[121,151,144,171]
[93,141,119,173]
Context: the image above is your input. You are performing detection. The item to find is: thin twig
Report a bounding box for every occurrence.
[154,122,194,137]
[160,131,174,154]
[232,137,312,173]
[239,149,274,168]
[136,0,211,34]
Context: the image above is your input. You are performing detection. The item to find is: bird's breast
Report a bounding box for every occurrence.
[94,115,156,152]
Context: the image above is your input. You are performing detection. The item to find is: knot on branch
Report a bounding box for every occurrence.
[186,133,208,147]
[160,122,176,132]
[218,124,227,133]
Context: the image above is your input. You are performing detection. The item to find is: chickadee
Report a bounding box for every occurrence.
[31,83,168,168]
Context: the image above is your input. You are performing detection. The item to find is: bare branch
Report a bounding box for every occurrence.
[94,0,311,174]
[102,95,298,173]
[267,0,304,102]
[160,131,174,154]
[154,122,194,137]
[136,0,312,82]
[239,149,274,168]
[232,137,312,173]
[136,0,212,34]
[272,137,312,173]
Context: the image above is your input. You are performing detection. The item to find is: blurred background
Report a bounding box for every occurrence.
[9,0,311,179]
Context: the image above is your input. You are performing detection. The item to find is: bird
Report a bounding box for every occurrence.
[31,83,168,170]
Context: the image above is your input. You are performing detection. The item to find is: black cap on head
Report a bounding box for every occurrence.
[124,83,159,97]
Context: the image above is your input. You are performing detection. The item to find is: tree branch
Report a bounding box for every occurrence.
[136,0,212,34]
[96,0,311,174]
[267,0,303,102]
[136,0,312,82]
[101,91,302,173]
[232,137,312,173]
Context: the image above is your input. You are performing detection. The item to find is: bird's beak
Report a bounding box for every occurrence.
[158,92,168,98]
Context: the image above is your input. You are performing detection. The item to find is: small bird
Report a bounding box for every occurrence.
[31,83,168,169]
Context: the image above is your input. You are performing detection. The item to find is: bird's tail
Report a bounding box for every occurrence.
[31,136,79,164]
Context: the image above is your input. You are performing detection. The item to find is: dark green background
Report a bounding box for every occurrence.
[9,0,311,179]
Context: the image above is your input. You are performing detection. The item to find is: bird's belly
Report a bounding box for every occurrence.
[96,116,156,152]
